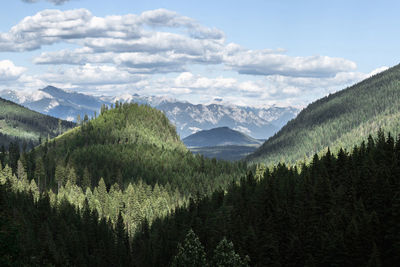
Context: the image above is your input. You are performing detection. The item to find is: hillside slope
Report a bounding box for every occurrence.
[248,63,400,164]
[0,97,75,148]
[183,127,262,147]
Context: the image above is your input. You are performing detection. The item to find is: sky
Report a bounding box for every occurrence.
[0,0,398,107]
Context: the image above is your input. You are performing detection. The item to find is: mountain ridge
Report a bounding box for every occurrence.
[0,86,299,139]
[248,62,400,165]
[183,126,262,147]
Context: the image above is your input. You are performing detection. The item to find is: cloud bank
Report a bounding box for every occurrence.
[0,8,354,78]
[0,8,380,107]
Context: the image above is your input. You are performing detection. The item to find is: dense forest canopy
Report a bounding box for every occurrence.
[248,63,400,165]
[1,130,398,266]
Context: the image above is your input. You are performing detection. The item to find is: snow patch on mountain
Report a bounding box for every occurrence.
[188,127,202,134]
[234,126,251,135]
[45,99,60,112]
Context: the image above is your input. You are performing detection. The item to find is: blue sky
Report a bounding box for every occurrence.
[0,0,398,107]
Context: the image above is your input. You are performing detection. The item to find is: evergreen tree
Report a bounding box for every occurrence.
[67,166,77,185]
[212,237,249,267]
[0,145,5,168]
[172,229,207,267]
[34,158,45,192]
[82,167,91,189]
[16,160,27,181]
[55,164,66,190]
[114,212,130,266]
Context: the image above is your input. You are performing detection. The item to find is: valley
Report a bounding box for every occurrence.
[183,127,263,160]
[1,2,399,266]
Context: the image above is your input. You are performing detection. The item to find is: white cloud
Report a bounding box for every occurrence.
[3,8,356,79]
[174,72,236,89]
[0,8,223,54]
[367,66,389,77]
[139,9,224,40]
[0,60,26,81]
[40,64,142,85]
[22,0,71,5]
[223,46,357,77]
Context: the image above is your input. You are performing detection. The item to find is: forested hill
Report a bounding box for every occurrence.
[28,102,246,195]
[248,63,400,165]
[0,97,75,148]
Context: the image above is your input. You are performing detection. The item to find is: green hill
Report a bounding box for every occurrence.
[0,97,75,148]
[248,63,400,165]
[29,102,246,195]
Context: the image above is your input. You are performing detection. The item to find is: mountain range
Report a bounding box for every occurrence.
[0,86,299,139]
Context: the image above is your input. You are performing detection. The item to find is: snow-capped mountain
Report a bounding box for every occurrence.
[0,86,299,139]
[0,86,106,122]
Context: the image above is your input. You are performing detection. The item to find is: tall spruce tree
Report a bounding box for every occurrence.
[172,229,207,267]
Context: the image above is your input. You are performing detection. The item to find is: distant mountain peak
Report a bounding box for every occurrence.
[42,85,60,90]
[183,126,263,147]
[41,85,71,94]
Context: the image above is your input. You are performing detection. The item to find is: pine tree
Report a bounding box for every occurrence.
[58,119,62,135]
[0,145,5,168]
[55,164,66,190]
[34,158,45,192]
[16,160,27,181]
[29,179,40,201]
[82,167,91,190]
[95,177,108,217]
[114,212,130,265]
[212,237,249,267]
[172,229,207,267]
[67,166,77,185]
